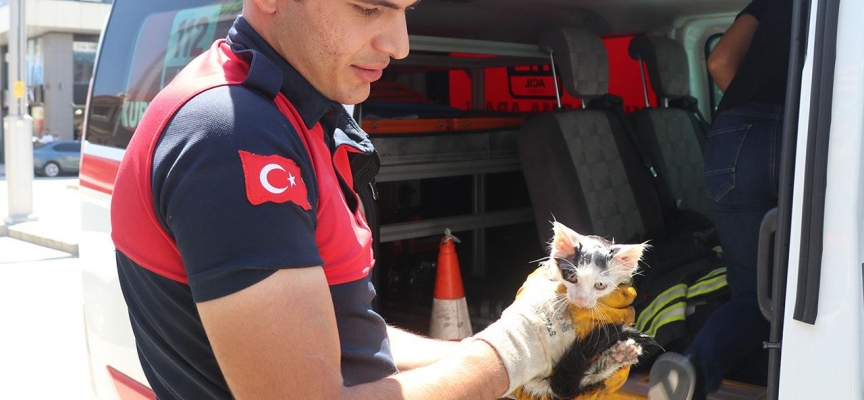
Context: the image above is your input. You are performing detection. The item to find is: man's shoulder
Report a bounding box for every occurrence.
[172,86,300,143]
[177,84,282,124]
[157,85,310,169]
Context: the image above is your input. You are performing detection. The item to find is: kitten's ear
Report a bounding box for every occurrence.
[550,221,583,258]
[612,243,647,273]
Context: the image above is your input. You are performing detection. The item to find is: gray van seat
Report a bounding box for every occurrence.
[519,28,727,356]
[628,35,714,221]
[519,27,667,245]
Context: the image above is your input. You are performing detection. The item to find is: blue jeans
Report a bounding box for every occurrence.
[686,101,783,397]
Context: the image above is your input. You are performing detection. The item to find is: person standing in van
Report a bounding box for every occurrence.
[110,1,582,399]
[649,0,793,399]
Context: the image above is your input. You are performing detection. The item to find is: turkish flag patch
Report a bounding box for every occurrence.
[238,150,312,210]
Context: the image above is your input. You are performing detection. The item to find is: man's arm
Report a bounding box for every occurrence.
[197,267,508,400]
[386,326,462,371]
[707,13,760,91]
[352,338,508,399]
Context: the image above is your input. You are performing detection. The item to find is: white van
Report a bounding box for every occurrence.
[79,0,863,399]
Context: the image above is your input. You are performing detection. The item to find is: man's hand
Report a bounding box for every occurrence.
[471,265,576,396]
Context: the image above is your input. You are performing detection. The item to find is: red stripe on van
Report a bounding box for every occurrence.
[80,153,120,195]
[107,366,156,400]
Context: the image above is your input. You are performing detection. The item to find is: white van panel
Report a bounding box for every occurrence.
[779,0,864,398]
[80,168,147,397]
[80,227,147,399]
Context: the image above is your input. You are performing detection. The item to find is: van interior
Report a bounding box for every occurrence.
[365,0,742,362]
[85,0,782,397]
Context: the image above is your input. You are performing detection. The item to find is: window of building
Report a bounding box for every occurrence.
[73,38,98,105]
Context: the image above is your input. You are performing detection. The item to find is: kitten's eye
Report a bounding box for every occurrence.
[563,271,578,283]
[594,282,607,290]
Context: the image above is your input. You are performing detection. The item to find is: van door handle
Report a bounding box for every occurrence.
[757,207,779,321]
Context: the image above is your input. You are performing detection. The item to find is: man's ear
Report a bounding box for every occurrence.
[247,0,278,14]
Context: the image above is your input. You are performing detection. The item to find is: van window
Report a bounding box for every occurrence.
[447,35,657,114]
[85,0,241,149]
[55,142,82,153]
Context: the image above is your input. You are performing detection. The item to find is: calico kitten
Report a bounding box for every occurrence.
[523,222,655,399]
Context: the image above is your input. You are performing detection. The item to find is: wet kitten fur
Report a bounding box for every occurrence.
[524,222,655,399]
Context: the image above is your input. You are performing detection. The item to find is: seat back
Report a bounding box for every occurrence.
[519,28,666,244]
[519,31,729,355]
[628,35,714,220]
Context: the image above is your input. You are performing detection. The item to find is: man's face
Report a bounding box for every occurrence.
[273,0,415,105]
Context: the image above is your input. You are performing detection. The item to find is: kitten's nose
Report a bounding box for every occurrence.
[573,298,590,307]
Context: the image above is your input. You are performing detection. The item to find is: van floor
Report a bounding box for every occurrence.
[616,373,767,399]
[382,301,767,400]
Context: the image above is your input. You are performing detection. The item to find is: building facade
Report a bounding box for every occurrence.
[0,0,112,145]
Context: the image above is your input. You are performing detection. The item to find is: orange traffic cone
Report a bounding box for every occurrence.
[429,229,473,340]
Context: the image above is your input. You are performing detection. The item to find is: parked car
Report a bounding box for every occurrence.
[34,140,81,177]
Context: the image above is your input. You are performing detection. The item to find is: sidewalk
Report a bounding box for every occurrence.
[0,163,81,256]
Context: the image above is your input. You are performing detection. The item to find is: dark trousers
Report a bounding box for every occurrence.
[686,101,783,397]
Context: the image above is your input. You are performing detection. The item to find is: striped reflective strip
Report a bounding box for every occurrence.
[636,268,729,333]
[636,284,687,331]
[107,366,155,400]
[688,274,728,299]
[643,301,687,337]
[643,275,726,336]
[693,267,727,283]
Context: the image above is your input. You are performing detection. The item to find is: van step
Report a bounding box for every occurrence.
[616,372,767,399]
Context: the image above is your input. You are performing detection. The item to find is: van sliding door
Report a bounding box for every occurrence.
[775,0,864,398]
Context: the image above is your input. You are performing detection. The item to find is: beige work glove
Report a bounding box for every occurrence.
[469,265,576,397]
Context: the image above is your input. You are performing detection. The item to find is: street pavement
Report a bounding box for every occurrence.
[0,164,97,399]
[0,163,81,255]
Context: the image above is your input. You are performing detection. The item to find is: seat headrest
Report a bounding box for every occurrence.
[538,28,608,99]
[628,35,690,98]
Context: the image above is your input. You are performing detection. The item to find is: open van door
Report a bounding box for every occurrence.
[767,0,864,398]
[752,0,809,398]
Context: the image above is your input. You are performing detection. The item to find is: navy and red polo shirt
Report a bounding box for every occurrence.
[111,16,396,398]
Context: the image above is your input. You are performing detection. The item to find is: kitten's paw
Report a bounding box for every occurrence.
[608,338,642,365]
[579,338,644,388]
